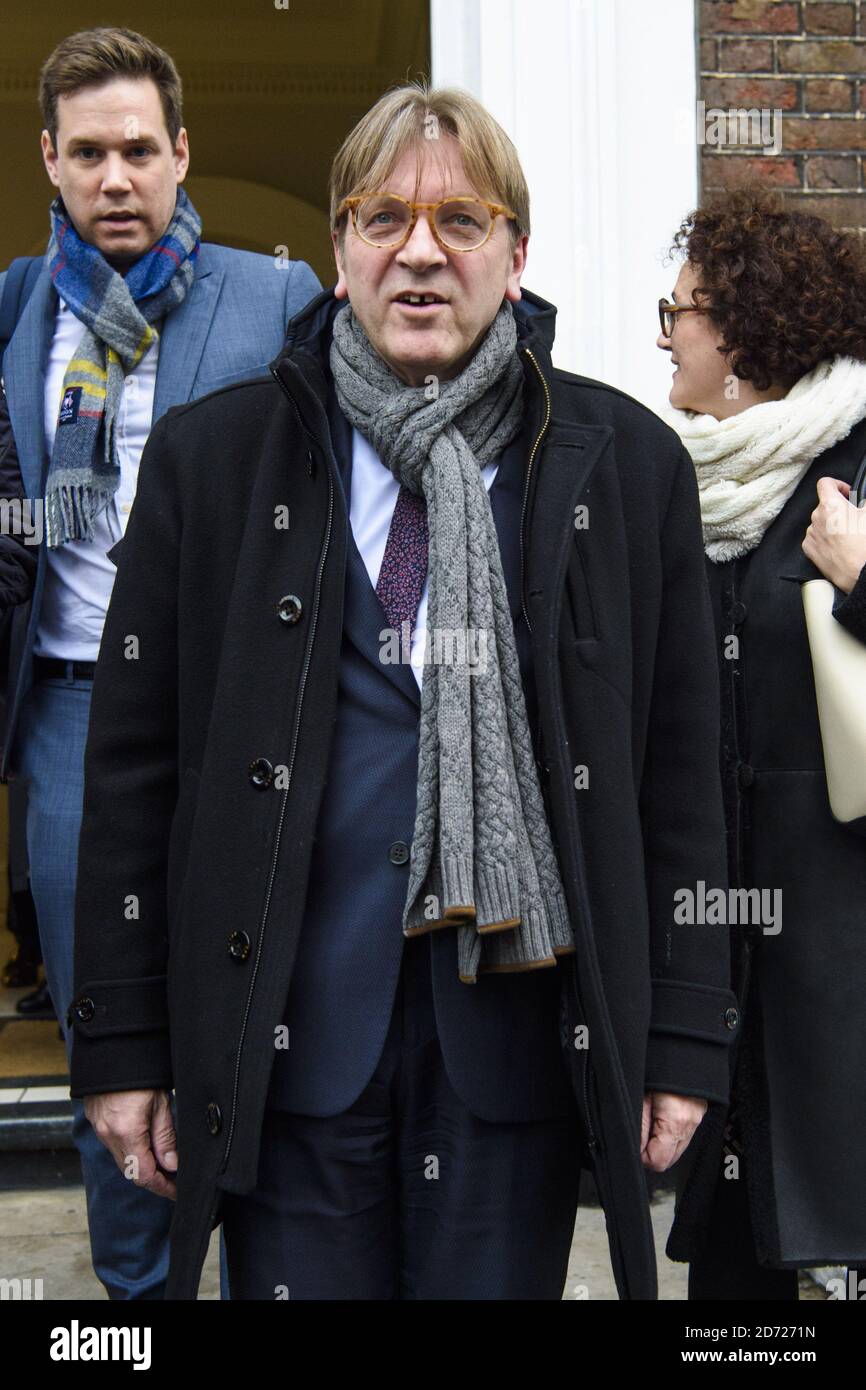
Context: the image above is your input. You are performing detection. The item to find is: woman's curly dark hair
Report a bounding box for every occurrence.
[670,188,866,391]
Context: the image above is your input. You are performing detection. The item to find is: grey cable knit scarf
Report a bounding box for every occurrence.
[330,301,574,983]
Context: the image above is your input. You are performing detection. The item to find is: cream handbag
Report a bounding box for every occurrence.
[802,455,866,832]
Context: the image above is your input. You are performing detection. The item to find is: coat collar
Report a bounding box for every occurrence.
[270,288,554,712]
[270,286,613,668]
[270,284,559,411]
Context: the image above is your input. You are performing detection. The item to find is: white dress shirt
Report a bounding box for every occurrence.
[35,297,159,661]
[349,427,499,690]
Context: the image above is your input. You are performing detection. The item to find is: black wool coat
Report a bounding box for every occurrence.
[668,415,866,1270]
[68,288,739,1300]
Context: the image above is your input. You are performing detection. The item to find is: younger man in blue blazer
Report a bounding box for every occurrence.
[0,26,320,1299]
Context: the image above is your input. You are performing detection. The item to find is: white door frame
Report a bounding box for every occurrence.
[431,0,698,410]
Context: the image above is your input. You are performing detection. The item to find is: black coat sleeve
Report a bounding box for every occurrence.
[832,563,866,643]
[68,411,181,1096]
[640,446,740,1104]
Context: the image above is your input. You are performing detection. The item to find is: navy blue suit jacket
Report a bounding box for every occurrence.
[267,384,575,1123]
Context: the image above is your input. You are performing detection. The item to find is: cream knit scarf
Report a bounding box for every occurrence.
[664,355,866,561]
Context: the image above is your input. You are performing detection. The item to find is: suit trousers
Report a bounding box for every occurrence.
[15,673,173,1299]
[221,932,584,1299]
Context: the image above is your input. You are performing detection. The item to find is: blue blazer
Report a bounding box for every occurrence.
[0,242,322,778]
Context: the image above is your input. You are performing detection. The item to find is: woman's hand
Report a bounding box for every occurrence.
[802,476,866,593]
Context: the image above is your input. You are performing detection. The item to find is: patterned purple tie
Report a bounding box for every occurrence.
[376,485,429,633]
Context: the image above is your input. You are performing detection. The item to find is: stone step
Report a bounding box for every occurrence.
[0,1076,73,1150]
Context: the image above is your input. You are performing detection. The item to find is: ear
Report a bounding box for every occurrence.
[41,130,61,188]
[331,228,349,301]
[174,127,190,183]
[504,233,528,304]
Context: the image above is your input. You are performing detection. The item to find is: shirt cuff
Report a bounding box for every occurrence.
[832,565,866,644]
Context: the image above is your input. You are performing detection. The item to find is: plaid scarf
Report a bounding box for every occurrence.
[43,188,201,547]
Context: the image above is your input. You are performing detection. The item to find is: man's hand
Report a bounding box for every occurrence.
[802,477,866,594]
[640,1090,707,1172]
[83,1088,178,1200]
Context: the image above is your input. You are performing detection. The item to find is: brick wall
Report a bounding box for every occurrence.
[699,0,866,229]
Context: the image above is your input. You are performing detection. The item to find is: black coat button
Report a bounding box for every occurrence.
[389,840,410,865]
[737,763,755,789]
[277,594,303,625]
[730,600,747,625]
[206,1102,222,1135]
[72,996,95,1024]
[724,1007,740,1030]
[228,930,251,961]
[249,757,274,788]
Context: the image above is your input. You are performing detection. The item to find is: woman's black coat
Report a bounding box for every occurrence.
[64,289,739,1300]
[668,414,866,1270]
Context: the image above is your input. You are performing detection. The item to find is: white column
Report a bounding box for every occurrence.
[431,0,697,412]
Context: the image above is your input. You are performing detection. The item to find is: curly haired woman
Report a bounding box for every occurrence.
[657,189,866,1300]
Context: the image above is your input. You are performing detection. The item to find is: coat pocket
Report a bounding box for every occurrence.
[563,544,600,643]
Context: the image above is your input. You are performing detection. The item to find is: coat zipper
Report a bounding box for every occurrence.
[221,368,334,1171]
[566,957,598,1153]
[519,352,634,1287]
[522,348,597,1149]
[519,347,552,637]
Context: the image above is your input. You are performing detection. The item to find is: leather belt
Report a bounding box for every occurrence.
[33,656,96,681]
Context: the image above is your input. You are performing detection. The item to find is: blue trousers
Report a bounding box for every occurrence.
[221,932,584,1299]
[16,672,173,1299]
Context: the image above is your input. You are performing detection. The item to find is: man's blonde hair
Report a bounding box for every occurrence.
[329,82,530,246]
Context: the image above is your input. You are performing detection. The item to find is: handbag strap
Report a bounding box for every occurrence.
[853,448,866,504]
